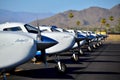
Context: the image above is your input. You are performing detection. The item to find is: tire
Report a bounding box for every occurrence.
[71,53,79,62]
[31,57,37,63]
[88,46,92,52]
[93,44,96,49]
[96,43,100,47]
[79,49,84,55]
[55,62,66,73]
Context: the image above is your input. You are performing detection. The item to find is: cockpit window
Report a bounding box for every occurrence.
[51,27,60,32]
[40,29,49,32]
[24,24,38,33]
[3,27,22,31]
[63,29,69,32]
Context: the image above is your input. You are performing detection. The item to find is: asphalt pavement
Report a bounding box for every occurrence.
[1,42,120,80]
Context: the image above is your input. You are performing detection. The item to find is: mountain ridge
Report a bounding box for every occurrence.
[30,4,120,28]
[0,9,54,23]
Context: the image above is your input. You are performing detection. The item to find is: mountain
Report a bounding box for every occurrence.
[31,4,120,28]
[0,9,54,23]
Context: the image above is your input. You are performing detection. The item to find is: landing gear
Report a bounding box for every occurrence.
[86,39,93,52]
[87,46,92,52]
[96,42,100,47]
[71,53,79,62]
[54,55,66,73]
[31,57,37,64]
[55,61,66,73]
[99,41,102,45]
[93,44,96,49]
[79,48,84,55]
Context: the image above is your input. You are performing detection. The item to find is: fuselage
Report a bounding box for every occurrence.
[0,22,75,54]
[39,26,87,49]
[0,31,37,72]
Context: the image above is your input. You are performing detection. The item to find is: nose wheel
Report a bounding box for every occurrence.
[71,53,79,62]
[54,55,66,73]
[79,48,84,55]
[96,42,100,47]
[55,61,66,73]
[87,46,92,52]
[93,44,96,49]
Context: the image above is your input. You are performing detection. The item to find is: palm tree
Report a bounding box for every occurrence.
[76,20,81,30]
[68,12,74,28]
[109,16,114,33]
[105,23,110,33]
[109,16,114,21]
[101,18,106,25]
[76,20,80,26]
[115,17,120,33]
[68,12,74,18]
[100,18,106,34]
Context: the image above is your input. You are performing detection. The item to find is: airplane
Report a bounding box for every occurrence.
[64,30,86,50]
[81,31,105,47]
[95,31,108,42]
[0,22,75,73]
[0,31,37,80]
[39,25,106,54]
[39,25,87,61]
[76,30,98,51]
[39,25,95,52]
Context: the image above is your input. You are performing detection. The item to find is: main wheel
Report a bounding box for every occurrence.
[55,62,66,73]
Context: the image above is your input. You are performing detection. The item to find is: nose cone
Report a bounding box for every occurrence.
[75,34,86,42]
[37,36,58,50]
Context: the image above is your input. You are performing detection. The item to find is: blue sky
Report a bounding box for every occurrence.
[0,0,120,13]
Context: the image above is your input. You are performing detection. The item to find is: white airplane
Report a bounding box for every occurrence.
[0,22,75,73]
[81,31,104,47]
[96,32,108,42]
[76,30,98,51]
[39,25,88,61]
[0,31,37,80]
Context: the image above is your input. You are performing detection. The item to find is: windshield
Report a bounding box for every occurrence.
[3,26,22,31]
[24,24,38,33]
[51,26,61,32]
[51,26,68,32]
[63,29,69,32]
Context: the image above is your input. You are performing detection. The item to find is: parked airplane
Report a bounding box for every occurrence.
[39,25,104,56]
[39,25,95,52]
[0,22,75,73]
[0,31,37,80]
[76,30,99,51]
[39,25,87,61]
[81,31,105,47]
[52,26,104,58]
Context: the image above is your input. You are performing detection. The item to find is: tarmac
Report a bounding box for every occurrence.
[0,41,120,80]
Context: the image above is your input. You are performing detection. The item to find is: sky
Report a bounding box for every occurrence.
[0,0,120,13]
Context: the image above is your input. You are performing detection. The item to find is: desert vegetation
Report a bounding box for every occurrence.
[68,12,120,34]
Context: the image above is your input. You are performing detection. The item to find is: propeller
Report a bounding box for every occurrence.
[36,21,58,65]
[36,20,47,65]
